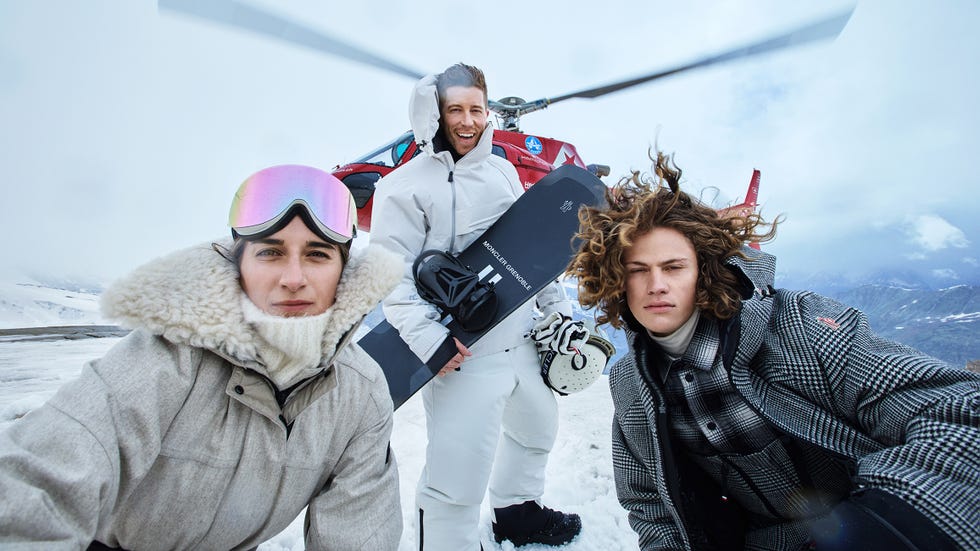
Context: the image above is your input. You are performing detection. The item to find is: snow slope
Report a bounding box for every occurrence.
[0,278,104,329]
[0,336,639,550]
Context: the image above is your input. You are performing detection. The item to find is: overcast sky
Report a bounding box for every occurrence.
[1,0,977,287]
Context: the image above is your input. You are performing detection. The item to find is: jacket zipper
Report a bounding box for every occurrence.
[448,169,457,253]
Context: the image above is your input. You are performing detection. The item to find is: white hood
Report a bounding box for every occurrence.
[409,74,441,153]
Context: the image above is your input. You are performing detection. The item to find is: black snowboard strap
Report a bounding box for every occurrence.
[413,249,498,332]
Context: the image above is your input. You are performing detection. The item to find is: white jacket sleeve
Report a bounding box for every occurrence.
[370,174,452,363]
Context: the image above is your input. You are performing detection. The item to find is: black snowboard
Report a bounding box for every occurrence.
[359,165,606,409]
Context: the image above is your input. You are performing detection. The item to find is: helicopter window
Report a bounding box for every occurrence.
[342,172,382,209]
[491,144,508,160]
[352,131,415,168]
[395,142,409,161]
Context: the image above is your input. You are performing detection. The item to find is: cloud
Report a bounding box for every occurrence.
[905,214,970,252]
[2,1,978,287]
[931,268,959,280]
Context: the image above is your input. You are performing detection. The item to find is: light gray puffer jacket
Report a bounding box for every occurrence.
[0,241,404,550]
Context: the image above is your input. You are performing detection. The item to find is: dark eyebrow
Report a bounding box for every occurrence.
[252,238,335,250]
[446,102,484,110]
[254,238,283,246]
[659,257,691,266]
[625,257,692,268]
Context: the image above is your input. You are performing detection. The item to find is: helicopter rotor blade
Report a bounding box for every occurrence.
[158,0,424,80]
[544,7,854,106]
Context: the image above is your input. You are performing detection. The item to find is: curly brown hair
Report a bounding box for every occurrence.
[566,150,779,329]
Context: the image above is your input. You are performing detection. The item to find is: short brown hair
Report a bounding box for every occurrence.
[566,150,779,328]
[436,63,488,106]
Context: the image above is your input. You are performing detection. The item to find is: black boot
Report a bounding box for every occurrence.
[492,500,581,547]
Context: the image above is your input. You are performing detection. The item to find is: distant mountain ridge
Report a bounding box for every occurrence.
[829,284,979,367]
[567,280,978,369]
[778,267,980,296]
[0,278,104,330]
[0,274,976,368]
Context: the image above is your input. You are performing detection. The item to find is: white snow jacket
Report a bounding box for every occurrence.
[0,241,404,550]
[371,74,570,363]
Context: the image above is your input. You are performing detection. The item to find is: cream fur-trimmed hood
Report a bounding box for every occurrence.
[100,240,402,369]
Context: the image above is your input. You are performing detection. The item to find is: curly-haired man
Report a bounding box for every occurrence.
[566,151,979,550]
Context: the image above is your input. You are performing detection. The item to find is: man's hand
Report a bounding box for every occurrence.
[531,312,589,355]
[438,337,472,377]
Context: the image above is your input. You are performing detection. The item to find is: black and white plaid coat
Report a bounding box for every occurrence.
[610,248,980,550]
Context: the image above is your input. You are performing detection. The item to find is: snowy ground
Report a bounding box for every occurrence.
[0,336,639,550]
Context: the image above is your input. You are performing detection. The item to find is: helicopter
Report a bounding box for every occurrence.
[159,0,851,232]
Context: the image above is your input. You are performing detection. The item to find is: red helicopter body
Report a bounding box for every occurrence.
[332,130,584,232]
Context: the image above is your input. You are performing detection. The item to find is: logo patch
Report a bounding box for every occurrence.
[817,317,841,330]
[524,136,543,155]
[560,200,574,213]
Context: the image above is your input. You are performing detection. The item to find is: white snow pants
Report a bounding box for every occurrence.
[416,341,558,550]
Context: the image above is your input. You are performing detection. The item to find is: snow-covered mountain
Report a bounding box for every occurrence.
[1,273,976,367]
[0,276,105,329]
[562,278,979,369]
[779,260,980,296]
[831,284,980,367]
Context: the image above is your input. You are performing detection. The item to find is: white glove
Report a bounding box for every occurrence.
[531,312,590,355]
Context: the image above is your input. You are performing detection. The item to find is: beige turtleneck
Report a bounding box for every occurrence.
[241,294,333,389]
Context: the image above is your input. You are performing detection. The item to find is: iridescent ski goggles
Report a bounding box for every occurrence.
[229,165,357,244]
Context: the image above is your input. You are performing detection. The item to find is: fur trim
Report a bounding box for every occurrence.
[100,240,402,366]
[321,244,403,361]
[100,241,254,361]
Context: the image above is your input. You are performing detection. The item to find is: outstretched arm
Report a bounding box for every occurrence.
[800,293,980,550]
[0,330,194,546]
[305,392,401,550]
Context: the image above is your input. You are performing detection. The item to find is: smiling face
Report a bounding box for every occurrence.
[624,227,699,336]
[239,216,344,317]
[440,85,488,157]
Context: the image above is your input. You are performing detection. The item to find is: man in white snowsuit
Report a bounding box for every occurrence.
[370,63,582,550]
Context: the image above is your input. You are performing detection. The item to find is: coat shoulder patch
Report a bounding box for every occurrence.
[816,316,841,330]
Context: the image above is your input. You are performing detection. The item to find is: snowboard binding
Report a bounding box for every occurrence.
[413,249,498,332]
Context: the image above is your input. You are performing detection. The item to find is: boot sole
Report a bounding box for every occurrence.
[492,524,581,547]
